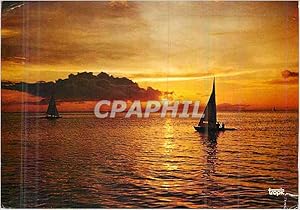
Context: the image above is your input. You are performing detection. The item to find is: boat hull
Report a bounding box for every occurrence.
[194,126,236,132]
[45,116,62,119]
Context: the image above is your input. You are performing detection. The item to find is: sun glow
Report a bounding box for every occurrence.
[1,1,298,111]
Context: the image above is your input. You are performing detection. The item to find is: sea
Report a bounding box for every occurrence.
[1,111,298,208]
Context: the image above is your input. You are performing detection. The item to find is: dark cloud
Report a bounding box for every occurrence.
[268,70,298,85]
[281,70,299,78]
[2,72,161,101]
[1,1,160,69]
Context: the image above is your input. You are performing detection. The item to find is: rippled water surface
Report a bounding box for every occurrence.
[2,112,298,208]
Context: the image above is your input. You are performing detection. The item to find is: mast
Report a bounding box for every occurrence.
[46,95,59,117]
[198,78,217,128]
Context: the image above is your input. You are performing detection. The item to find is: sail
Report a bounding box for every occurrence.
[198,78,217,128]
[46,95,59,116]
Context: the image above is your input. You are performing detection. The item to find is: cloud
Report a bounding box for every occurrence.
[1,1,159,69]
[217,103,250,111]
[1,1,298,111]
[268,78,298,85]
[2,1,298,83]
[281,70,299,78]
[132,69,261,82]
[2,72,162,101]
[1,89,43,105]
[268,69,298,85]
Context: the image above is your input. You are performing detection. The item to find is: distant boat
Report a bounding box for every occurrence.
[194,78,236,133]
[46,95,61,119]
[272,106,276,112]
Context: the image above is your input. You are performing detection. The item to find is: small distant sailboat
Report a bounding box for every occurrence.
[46,95,61,119]
[194,78,236,132]
[272,106,276,112]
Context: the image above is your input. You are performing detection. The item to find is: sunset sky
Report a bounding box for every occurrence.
[1,1,299,111]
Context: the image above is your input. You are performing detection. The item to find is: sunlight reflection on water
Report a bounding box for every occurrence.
[1,112,298,208]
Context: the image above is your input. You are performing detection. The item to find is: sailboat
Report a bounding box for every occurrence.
[194,78,235,132]
[46,95,61,119]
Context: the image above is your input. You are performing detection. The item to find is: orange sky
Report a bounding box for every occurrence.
[1,1,299,111]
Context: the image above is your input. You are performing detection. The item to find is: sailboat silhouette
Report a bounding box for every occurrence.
[46,95,61,119]
[194,78,236,133]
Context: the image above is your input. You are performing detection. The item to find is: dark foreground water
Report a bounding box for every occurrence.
[1,112,298,208]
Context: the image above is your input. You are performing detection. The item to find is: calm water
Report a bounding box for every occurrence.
[2,112,298,208]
